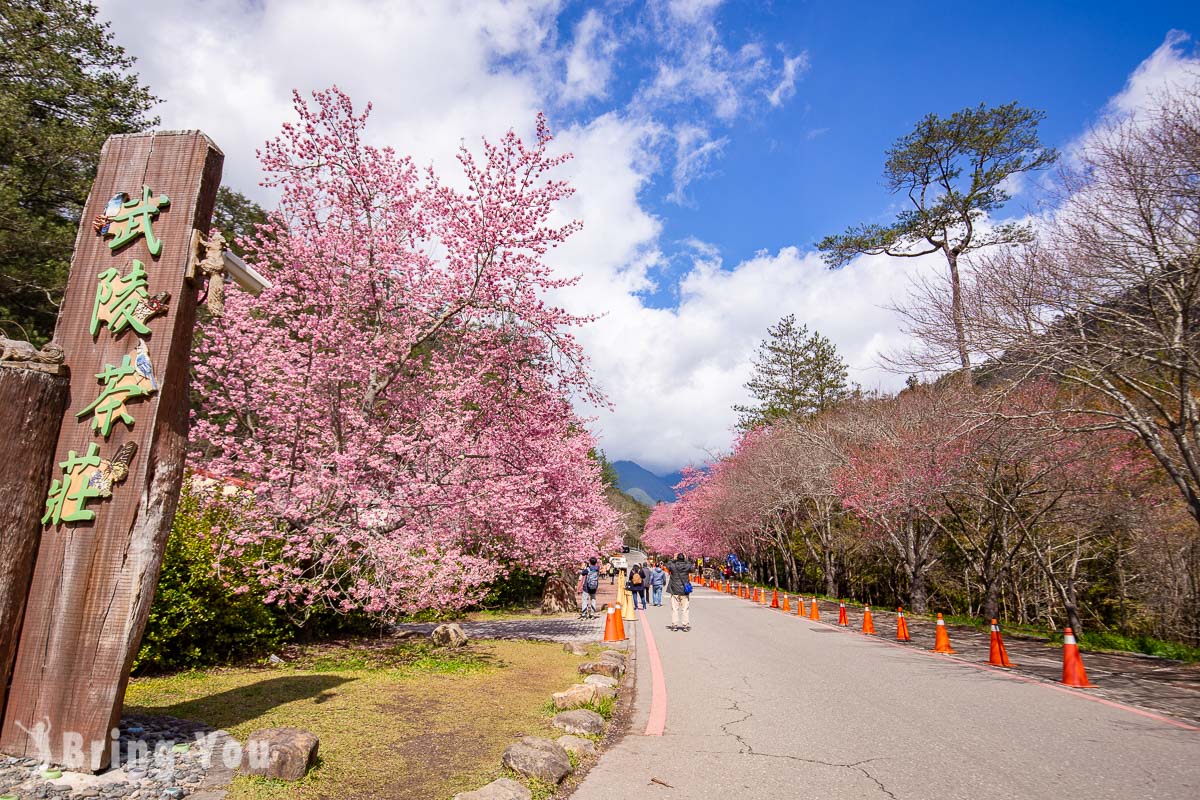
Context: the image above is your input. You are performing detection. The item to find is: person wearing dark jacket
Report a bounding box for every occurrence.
[628,563,648,610]
[666,552,692,631]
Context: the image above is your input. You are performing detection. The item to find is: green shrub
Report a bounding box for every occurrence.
[135,489,288,673]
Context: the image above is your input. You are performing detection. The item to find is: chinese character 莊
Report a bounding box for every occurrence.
[41,442,137,525]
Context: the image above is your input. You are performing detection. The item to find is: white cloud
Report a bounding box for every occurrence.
[1106,30,1199,115]
[98,6,1188,476]
[766,50,809,107]
[666,125,729,205]
[561,9,617,103]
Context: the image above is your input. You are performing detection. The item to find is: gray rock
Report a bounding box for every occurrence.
[562,642,588,656]
[430,623,469,648]
[240,727,319,781]
[556,735,596,758]
[552,684,597,710]
[598,650,627,667]
[500,737,571,784]
[578,660,621,679]
[583,674,617,688]
[552,709,605,736]
[452,777,532,800]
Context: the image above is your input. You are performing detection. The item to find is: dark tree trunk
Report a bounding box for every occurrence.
[0,364,69,720]
[541,573,579,614]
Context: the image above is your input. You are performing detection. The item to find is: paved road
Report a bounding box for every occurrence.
[572,585,1200,800]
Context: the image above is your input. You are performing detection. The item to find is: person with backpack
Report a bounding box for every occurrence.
[650,561,666,606]
[666,552,692,631]
[628,562,648,610]
[579,557,601,619]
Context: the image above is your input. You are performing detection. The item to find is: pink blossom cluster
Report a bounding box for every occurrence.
[190,88,619,615]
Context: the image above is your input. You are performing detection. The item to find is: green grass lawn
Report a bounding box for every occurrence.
[124,639,586,800]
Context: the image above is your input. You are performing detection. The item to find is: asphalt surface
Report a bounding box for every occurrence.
[571,585,1200,800]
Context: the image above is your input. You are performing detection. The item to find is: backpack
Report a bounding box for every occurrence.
[631,570,643,586]
[584,568,599,593]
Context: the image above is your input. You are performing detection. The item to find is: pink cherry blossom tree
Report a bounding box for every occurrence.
[191,88,618,616]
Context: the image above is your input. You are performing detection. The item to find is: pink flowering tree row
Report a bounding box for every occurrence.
[655,380,1164,626]
[191,88,618,615]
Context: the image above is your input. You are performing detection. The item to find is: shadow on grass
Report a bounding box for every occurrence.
[126,674,353,730]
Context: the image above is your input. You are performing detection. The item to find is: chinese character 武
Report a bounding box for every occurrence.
[93,186,170,255]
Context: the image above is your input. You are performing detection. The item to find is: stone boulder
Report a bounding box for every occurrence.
[552,709,605,736]
[431,623,469,647]
[240,727,319,781]
[578,660,621,679]
[501,737,572,783]
[583,674,618,688]
[453,777,532,800]
[552,684,597,710]
[556,735,596,758]
[599,649,627,663]
[562,642,589,656]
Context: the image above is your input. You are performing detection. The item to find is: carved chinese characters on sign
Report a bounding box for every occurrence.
[89,260,170,337]
[43,184,173,527]
[92,186,170,255]
[41,442,138,525]
[76,342,158,436]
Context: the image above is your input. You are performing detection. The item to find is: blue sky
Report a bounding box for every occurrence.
[100,0,1199,473]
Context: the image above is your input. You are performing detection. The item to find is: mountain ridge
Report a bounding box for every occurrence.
[612,460,680,506]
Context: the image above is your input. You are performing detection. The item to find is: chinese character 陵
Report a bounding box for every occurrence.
[90,260,170,337]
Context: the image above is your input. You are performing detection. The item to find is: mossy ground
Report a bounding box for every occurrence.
[124,638,585,800]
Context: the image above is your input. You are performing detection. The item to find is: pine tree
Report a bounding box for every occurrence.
[734,315,851,430]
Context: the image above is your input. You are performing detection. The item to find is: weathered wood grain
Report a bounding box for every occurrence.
[0,366,70,719]
[0,131,222,770]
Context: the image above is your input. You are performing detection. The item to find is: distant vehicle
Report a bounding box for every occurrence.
[610,556,628,571]
[621,545,630,553]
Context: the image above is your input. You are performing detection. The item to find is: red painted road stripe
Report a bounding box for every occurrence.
[793,605,1200,732]
[639,610,667,736]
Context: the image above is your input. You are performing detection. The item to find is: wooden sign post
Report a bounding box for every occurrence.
[0,131,223,771]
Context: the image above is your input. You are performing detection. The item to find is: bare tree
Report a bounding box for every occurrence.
[912,89,1200,529]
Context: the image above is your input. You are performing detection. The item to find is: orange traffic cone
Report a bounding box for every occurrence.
[862,605,876,635]
[781,594,790,612]
[837,601,848,627]
[754,587,761,603]
[932,613,956,653]
[612,602,627,640]
[808,598,820,621]
[770,589,780,608]
[602,606,625,642]
[1061,628,1092,687]
[796,596,805,616]
[988,619,1015,667]
[895,607,911,641]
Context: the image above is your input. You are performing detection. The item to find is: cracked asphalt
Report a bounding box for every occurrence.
[570,586,1199,799]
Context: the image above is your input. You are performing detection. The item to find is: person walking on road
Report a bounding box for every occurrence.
[579,557,600,619]
[650,561,666,606]
[628,562,648,610]
[666,552,692,631]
